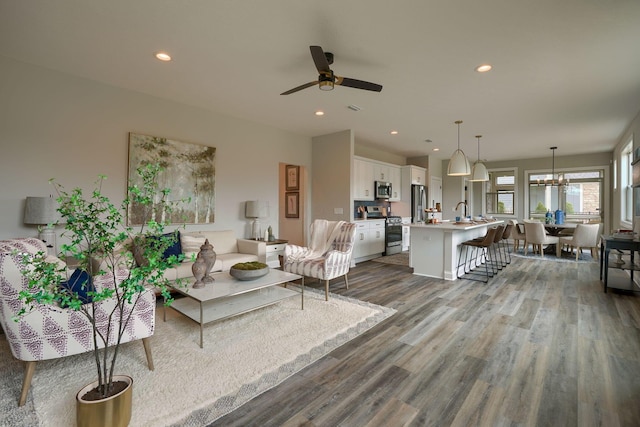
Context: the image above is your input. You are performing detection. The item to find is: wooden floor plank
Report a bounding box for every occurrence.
[208,257,640,427]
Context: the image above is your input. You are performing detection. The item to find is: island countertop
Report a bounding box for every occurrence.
[409,220,502,231]
[409,220,504,280]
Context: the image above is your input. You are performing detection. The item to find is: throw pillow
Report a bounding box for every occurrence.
[60,269,93,305]
[180,234,206,262]
[147,231,182,261]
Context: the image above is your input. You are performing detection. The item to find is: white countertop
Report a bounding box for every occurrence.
[409,220,503,231]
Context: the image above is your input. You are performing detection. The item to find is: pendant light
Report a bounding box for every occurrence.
[469,135,489,182]
[447,120,471,176]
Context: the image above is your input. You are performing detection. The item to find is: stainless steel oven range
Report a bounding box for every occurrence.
[384,216,403,255]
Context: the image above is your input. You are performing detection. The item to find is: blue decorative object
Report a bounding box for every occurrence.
[554,209,565,225]
[148,231,182,261]
[545,210,553,224]
[60,269,93,305]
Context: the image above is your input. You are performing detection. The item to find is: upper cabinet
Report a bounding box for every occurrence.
[353,157,402,201]
[403,165,427,185]
[353,157,374,200]
[388,165,401,201]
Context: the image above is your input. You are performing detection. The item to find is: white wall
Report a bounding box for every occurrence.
[0,56,312,243]
[312,130,353,223]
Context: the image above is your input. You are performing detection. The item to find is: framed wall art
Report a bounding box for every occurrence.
[285,165,300,191]
[127,132,216,225]
[285,192,299,218]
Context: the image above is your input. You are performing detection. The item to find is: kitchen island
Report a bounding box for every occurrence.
[409,220,504,280]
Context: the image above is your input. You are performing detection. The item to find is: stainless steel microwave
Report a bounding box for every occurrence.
[375,181,392,199]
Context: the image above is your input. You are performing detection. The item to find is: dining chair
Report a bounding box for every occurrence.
[558,223,601,260]
[524,221,560,257]
[510,219,527,253]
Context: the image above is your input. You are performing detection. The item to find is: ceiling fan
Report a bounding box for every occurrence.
[280,45,383,95]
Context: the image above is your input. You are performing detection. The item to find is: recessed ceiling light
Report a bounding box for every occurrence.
[433,148,440,152]
[155,52,172,62]
[390,130,398,135]
[475,64,492,73]
[347,104,361,111]
[315,110,324,116]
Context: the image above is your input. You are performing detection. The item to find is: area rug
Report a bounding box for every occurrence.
[0,287,395,427]
[371,252,410,266]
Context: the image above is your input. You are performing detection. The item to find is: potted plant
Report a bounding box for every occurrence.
[17,163,188,427]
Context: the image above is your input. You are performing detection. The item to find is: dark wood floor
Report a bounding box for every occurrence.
[208,254,640,427]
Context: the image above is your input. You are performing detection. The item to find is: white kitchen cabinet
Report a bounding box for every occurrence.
[373,163,390,181]
[352,220,385,262]
[403,165,426,185]
[401,165,428,203]
[353,158,374,201]
[401,217,411,251]
[388,165,402,201]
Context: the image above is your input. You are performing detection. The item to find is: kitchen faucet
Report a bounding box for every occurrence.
[455,201,468,218]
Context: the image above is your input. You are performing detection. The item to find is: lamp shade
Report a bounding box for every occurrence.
[447,149,471,176]
[245,200,269,219]
[470,162,489,182]
[24,197,62,225]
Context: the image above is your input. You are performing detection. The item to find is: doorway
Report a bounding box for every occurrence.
[278,163,306,246]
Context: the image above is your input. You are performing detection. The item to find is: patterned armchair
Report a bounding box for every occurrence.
[0,238,156,406]
[283,221,357,301]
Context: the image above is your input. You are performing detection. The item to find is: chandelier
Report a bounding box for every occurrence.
[534,146,569,188]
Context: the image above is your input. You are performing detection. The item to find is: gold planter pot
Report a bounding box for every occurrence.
[76,375,133,427]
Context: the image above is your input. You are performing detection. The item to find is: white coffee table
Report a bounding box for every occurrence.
[164,269,302,348]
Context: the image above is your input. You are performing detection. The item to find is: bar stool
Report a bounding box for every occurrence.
[486,224,506,273]
[457,227,498,283]
[500,222,514,265]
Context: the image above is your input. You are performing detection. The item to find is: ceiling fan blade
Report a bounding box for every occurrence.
[336,76,383,92]
[310,46,331,73]
[280,81,318,95]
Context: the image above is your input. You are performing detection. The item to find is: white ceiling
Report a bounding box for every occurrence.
[2,0,640,162]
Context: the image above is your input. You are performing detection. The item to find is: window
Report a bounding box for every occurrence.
[528,169,603,222]
[621,140,633,223]
[484,170,515,215]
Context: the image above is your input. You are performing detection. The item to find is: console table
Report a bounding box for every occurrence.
[600,235,640,293]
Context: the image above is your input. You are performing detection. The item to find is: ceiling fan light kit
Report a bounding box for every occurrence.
[447,120,471,176]
[281,46,383,95]
[469,135,490,182]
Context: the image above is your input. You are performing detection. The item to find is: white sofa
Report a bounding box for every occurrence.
[161,230,266,280]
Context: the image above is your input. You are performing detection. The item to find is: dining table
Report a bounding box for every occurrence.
[544,222,578,236]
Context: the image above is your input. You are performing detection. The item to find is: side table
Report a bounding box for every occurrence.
[266,239,288,268]
[600,234,640,293]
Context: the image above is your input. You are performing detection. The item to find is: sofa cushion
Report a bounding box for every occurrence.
[180,234,206,261]
[201,230,238,255]
[153,231,182,261]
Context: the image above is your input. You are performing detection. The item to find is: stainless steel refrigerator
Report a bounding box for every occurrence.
[411,184,426,223]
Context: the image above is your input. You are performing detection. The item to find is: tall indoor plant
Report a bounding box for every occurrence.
[17,163,187,424]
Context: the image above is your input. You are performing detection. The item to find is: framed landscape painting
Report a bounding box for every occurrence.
[127,133,216,225]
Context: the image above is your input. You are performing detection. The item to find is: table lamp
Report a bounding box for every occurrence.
[245,200,269,240]
[24,196,63,255]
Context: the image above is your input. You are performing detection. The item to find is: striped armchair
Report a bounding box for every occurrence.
[0,238,156,406]
[283,221,357,301]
